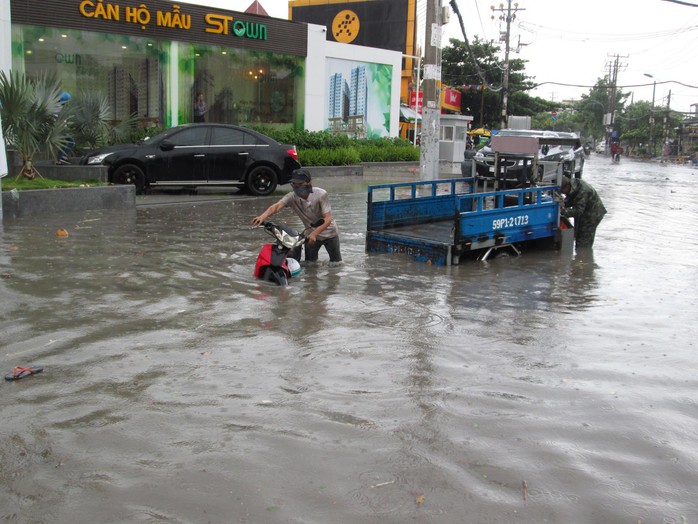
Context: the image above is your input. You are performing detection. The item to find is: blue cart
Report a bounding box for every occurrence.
[366,176,572,265]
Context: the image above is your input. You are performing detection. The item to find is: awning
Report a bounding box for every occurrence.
[400,106,421,122]
[468,127,491,137]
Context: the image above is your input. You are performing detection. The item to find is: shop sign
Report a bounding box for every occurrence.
[410,90,422,114]
[77,0,268,40]
[441,87,461,112]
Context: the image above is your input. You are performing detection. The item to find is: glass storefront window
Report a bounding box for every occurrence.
[13,25,167,127]
[181,44,302,128]
[12,24,305,131]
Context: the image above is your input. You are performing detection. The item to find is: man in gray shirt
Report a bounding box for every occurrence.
[251,168,342,263]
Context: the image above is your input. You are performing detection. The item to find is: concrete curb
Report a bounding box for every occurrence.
[305,162,422,178]
[2,185,136,221]
[0,162,428,221]
[33,164,109,183]
[304,165,363,177]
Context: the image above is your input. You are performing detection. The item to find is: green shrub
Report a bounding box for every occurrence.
[298,147,362,166]
[356,144,420,162]
[250,127,352,150]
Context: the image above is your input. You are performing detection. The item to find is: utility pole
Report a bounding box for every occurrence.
[604,54,626,151]
[491,1,524,129]
[663,89,672,157]
[420,0,442,180]
[644,73,656,157]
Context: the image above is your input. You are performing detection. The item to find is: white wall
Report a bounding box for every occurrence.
[304,23,402,137]
[0,0,10,186]
[0,0,9,75]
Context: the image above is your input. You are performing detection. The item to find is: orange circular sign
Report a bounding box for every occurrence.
[332,10,360,44]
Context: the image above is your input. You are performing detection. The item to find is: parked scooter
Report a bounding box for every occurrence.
[253,219,323,286]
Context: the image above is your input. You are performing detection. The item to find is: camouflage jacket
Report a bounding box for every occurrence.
[564,177,607,223]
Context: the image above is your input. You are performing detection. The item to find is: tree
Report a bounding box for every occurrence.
[68,91,139,153]
[0,71,71,179]
[569,80,629,141]
[441,37,557,128]
[618,100,681,157]
[617,101,653,155]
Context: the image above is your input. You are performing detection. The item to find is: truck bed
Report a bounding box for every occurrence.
[366,177,563,265]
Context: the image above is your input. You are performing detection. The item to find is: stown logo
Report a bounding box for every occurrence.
[332,10,360,43]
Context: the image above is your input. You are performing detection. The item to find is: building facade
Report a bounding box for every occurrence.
[3,0,401,137]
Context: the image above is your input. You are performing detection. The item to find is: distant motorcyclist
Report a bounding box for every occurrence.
[610,142,623,163]
[560,175,607,249]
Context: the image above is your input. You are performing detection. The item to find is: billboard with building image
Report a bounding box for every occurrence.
[326,57,392,138]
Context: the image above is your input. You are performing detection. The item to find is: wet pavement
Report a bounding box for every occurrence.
[1,155,697,523]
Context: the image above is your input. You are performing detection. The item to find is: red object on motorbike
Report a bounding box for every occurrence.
[254,244,290,279]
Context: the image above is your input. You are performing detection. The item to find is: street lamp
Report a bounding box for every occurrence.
[644,73,657,157]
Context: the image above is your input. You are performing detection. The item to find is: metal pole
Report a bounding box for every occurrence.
[644,73,656,157]
[500,0,512,129]
[420,0,442,180]
[663,89,671,157]
[647,80,655,158]
[415,55,421,147]
[403,53,422,147]
[491,1,524,130]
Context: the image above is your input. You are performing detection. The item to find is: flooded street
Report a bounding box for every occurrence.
[1,154,697,523]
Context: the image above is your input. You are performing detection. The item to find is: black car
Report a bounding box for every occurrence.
[80,124,301,196]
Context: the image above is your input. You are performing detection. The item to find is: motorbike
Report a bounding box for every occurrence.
[253,219,323,286]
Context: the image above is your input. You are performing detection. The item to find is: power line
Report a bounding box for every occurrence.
[530,80,698,90]
[662,0,698,6]
[448,0,501,92]
[518,21,698,43]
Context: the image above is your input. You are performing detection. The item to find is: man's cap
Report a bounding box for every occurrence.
[291,168,311,183]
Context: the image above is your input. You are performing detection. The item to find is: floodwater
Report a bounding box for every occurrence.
[1,155,697,523]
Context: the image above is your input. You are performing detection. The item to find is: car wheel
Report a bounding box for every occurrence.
[113,164,145,195]
[246,166,278,196]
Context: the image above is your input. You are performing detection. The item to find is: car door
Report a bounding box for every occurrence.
[148,126,210,183]
[207,126,260,182]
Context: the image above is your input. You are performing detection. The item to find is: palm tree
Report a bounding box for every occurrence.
[0,70,71,179]
[68,91,139,153]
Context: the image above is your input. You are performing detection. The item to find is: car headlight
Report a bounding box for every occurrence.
[87,153,113,165]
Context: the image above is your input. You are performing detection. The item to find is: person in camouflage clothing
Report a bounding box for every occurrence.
[560,175,607,248]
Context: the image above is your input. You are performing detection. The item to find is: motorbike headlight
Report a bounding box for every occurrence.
[275,228,302,249]
[87,153,113,165]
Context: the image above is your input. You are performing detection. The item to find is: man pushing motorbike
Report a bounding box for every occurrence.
[251,168,342,263]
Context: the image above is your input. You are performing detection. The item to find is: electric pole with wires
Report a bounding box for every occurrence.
[420,0,443,180]
[491,0,524,129]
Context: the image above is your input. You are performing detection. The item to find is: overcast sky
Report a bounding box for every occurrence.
[186,0,698,114]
